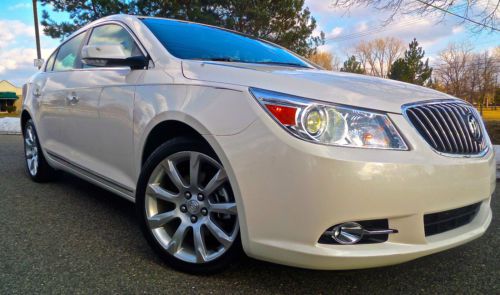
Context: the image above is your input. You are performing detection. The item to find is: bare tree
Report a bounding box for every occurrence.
[434,42,473,99]
[475,51,498,111]
[468,53,483,104]
[331,0,499,32]
[354,37,404,77]
[434,43,499,112]
[308,51,340,70]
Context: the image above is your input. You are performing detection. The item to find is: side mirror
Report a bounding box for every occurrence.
[81,44,148,70]
[34,58,44,69]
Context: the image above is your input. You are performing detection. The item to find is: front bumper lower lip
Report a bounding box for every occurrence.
[249,201,492,270]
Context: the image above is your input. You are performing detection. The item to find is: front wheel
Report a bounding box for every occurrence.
[23,119,56,182]
[136,138,241,274]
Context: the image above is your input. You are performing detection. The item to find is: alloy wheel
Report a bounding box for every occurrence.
[24,125,39,176]
[145,151,239,264]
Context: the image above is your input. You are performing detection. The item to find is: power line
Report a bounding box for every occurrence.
[424,39,500,55]
[325,2,470,42]
[431,60,500,68]
[414,0,499,31]
[325,1,499,43]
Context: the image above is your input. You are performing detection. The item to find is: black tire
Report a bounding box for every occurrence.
[23,119,57,182]
[136,137,242,274]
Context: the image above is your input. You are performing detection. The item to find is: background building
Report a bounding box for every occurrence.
[0,80,22,113]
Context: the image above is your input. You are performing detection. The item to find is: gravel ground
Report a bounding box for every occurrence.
[0,135,498,294]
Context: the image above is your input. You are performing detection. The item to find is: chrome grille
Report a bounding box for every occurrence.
[403,101,488,155]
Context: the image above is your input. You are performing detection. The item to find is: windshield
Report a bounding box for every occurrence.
[142,18,311,68]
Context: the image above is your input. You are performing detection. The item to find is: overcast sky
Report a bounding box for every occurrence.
[0,0,498,86]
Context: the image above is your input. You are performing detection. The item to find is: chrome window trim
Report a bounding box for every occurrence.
[401,99,490,158]
[44,50,58,72]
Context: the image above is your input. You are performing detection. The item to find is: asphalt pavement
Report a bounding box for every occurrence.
[0,135,498,294]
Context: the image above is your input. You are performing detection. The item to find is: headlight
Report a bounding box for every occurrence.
[250,88,408,150]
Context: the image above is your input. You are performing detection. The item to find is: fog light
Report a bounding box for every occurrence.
[331,222,364,245]
[320,220,398,245]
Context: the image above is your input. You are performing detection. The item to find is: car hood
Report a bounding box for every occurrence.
[181,60,455,113]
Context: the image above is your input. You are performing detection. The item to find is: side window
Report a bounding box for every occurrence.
[53,33,86,71]
[45,51,57,72]
[87,24,142,59]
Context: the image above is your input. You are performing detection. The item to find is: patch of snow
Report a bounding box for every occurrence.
[0,117,21,134]
[495,145,500,180]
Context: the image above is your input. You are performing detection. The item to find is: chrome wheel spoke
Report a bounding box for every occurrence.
[147,183,179,203]
[28,129,34,142]
[209,202,237,215]
[164,160,188,190]
[167,223,189,254]
[207,219,233,247]
[193,225,208,263]
[148,211,177,229]
[189,152,201,188]
[203,169,228,196]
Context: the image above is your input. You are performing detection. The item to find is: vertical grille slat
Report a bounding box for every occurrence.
[453,103,480,153]
[404,101,487,156]
[438,104,466,153]
[413,108,447,150]
[406,109,439,149]
[448,104,474,153]
[422,106,452,150]
[427,105,458,152]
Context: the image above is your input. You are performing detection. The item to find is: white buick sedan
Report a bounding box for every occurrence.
[22,15,494,274]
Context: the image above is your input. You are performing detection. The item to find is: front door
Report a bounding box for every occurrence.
[57,24,146,190]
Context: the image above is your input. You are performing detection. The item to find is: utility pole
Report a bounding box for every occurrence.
[32,0,42,69]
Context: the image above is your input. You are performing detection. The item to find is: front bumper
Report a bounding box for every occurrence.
[213,111,495,270]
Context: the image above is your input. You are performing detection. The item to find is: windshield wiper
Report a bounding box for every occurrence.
[189,58,310,68]
[253,61,310,68]
[190,57,244,62]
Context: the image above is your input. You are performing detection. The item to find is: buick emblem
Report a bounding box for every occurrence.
[467,114,482,141]
[186,199,201,214]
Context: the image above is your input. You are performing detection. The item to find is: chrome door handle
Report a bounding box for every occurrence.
[66,92,79,105]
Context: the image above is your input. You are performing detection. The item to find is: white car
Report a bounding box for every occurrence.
[22,15,495,274]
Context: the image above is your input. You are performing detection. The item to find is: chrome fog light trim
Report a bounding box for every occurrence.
[330,222,365,245]
[324,222,399,245]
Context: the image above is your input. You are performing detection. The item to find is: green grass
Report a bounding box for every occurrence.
[0,112,20,118]
[479,109,500,121]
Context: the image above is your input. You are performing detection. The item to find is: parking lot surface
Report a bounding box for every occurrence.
[0,135,498,294]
